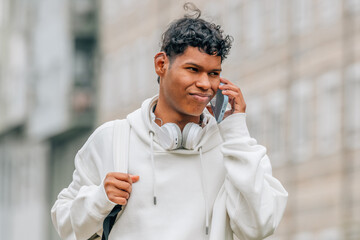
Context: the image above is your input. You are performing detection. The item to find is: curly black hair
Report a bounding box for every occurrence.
[158,2,233,83]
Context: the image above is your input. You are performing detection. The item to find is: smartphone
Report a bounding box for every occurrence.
[210,83,228,123]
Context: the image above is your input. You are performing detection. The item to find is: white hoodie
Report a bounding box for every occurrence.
[51,95,288,240]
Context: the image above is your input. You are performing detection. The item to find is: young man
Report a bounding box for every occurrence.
[51,5,288,240]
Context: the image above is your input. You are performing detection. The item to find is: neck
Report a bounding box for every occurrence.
[154,101,201,131]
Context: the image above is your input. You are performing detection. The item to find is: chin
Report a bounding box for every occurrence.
[185,107,206,117]
[179,100,208,117]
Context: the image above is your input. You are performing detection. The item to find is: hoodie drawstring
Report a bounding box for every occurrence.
[199,147,209,235]
[149,131,157,205]
[148,132,209,235]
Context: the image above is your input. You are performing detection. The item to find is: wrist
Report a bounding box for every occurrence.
[218,113,250,140]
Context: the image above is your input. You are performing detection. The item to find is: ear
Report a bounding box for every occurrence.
[154,52,169,78]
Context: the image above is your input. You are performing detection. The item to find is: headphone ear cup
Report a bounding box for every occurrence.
[162,123,182,150]
[182,123,202,149]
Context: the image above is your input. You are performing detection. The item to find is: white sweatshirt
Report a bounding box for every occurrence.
[51,95,288,240]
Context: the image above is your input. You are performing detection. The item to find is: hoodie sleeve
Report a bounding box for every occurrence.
[51,123,116,240]
[218,113,288,240]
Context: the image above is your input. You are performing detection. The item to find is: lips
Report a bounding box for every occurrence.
[189,93,212,102]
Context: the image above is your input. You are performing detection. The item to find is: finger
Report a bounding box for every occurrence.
[221,90,246,113]
[105,186,130,205]
[229,97,235,109]
[110,180,132,193]
[111,196,128,205]
[129,174,140,183]
[221,89,240,100]
[219,83,241,93]
[113,189,130,199]
[220,77,232,84]
[221,87,244,100]
[112,172,132,183]
[107,185,130,199]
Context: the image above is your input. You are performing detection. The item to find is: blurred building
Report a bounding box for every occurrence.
[0,0,359,240]
[0,0,98,239]
[97,0,359,240]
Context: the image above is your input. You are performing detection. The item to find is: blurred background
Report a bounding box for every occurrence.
[0,0,359,239]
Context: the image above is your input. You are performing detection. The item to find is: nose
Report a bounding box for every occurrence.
[196,73,211,90]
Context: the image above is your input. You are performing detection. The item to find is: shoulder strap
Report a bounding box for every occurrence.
[112,119,131,173]
[99,119,131,240]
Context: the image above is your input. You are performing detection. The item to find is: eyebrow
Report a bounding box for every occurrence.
[184,62,222,72]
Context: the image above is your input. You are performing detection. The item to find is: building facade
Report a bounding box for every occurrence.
[0,0,98,239]
[97,0,360,240]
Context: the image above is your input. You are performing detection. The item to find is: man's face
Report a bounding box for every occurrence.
[159,47,222,118]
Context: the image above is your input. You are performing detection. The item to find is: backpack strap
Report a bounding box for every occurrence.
[113,119,130,173]
[100,119,131,240]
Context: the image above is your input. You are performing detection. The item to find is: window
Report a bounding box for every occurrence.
[225,0,243,9]
[98,50,129,118]
[133,38,150,99]
[74,37,96,87]
[318,228,342,240]
[225,3,242,59]
[4,143,48,240]
[265,89,286,166]
[293,232,314,240]
[266,0,287,45]
[246,97,265,144]
[291,79,313,161]
[317,0,341,26]
[1,32,28,130]
[119,47,132,107]
[292,0,312,35]
[346,0,360,14]
[99,55,115,115]
[345,62,360,149]
[102,0,122,24]
[243,0,263,54]
[316,71,341,155]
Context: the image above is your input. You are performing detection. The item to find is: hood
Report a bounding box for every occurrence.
[126,95,222,154]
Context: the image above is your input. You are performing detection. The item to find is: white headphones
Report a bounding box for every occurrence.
[151,112,206,150]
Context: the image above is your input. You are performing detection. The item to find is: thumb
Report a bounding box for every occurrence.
[129,174,140,183]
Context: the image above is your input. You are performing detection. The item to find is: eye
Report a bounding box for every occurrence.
[187,67,198,72]
[209,72,220,77]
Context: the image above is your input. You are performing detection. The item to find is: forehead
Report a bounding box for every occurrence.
[171,47,221,69]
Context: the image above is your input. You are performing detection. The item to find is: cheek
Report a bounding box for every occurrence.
[211,79,220,93]
[172,75,194,94]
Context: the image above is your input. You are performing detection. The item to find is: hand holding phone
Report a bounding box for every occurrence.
[210,83,228,123]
